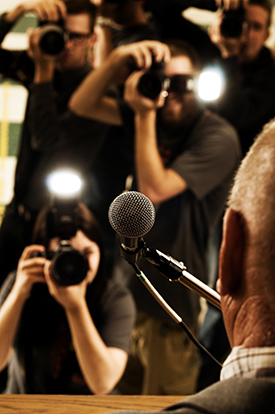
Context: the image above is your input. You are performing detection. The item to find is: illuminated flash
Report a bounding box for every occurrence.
[198,68,224,102]
[46,170,82,198]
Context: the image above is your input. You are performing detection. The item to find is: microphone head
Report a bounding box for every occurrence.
[108,191,155,238]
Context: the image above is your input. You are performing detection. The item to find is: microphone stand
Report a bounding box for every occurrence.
[131,261,222,368]
[120,239,223,367]
[122,239,221,310]
[143,246,221,310]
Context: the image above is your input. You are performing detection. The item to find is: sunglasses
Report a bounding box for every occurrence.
[166,75,196,94]
[64,30,91,44]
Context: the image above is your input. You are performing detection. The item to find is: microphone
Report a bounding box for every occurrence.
[108,191,155,263]
[108,191,221,309]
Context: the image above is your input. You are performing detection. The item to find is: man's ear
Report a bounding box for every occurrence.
[217,209,245,296]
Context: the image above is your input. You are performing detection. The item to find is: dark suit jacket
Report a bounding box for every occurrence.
[114,377,275,414]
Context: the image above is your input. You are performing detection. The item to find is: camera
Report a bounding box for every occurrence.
[220,6,246,38]
[32,242,89,286]
[38,19,66,55]
[32,198,89,286]
[137,57,168,100]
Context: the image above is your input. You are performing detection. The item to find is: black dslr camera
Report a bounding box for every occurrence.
[32,199,89,286]
[220,6,246,38]
[38,19,66,55]
[137,57,168,100]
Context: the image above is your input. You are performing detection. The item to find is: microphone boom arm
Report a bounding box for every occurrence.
[143,244,221,310]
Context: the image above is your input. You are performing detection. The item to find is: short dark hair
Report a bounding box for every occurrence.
[64,0,97,32]
[248,0,273,27]
[165,39,202,72]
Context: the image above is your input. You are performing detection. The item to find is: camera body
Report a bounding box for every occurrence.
[220,6,246,38]
[38,19,66,55]
[137,57,168,100]
[32,198,89,286]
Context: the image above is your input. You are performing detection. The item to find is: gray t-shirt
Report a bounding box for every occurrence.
[0,273,136,394]
[115,107,241,325]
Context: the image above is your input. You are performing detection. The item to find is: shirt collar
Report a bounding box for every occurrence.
[221,346,275,381]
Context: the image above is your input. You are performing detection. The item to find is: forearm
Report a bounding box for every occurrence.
[0,285,27,371]
[135,111,187,204]
[66,302,126,394]
[69,48,126,123]
[33,60,55,83]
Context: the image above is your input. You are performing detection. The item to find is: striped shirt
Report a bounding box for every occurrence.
[221,346,275,380]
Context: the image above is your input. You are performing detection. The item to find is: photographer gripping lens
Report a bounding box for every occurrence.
[50,241,89,286]
[137,57,168,100]
[220,6,246,38]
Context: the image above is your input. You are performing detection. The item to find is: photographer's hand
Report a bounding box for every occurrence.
[43,260,128,395]
[69,40,170,124]
[14,245,47,300]
[43,260,88,311]
[27,27,56,82]
[0,244,46,371]
[5,0,67,25]
[124,69,166,115]
[208,9,248,58]
[215,0,248,11]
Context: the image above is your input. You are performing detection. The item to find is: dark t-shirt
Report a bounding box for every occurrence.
[0,272,136,394]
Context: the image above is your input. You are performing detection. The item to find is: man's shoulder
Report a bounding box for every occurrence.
[193,110,240,151]
[164,377,275,414]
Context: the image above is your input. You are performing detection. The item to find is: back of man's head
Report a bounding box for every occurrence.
[219,118,275,347]
[64,0,97,32]
[229,118,275,276]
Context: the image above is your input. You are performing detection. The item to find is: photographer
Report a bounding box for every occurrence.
[69,39,240,394]
[0,202,136,394]
[208,0,275,156]
[0,0,111,288]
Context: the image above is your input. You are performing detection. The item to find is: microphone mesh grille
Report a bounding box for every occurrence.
[108,191,155,237]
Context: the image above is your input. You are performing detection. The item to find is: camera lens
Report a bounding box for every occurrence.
[137,58,167,100]
[51,248,89,286]
[220,8,245,38]
[39,24,65,55]
[138,72,165,100]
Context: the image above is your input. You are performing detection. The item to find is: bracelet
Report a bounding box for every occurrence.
[95,15,115,27]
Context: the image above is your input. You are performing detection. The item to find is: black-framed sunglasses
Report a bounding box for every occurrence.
[167,74,196,94]
[64,30,91,44]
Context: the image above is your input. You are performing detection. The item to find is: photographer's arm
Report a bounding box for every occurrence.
[69,40,170,125]
[0,245,46,372]
[124,71,187,205]
[44,263,128,395]
[4,0,67,25]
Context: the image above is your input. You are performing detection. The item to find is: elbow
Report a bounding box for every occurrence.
[88,378,118,395]
[138,185,163,205]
